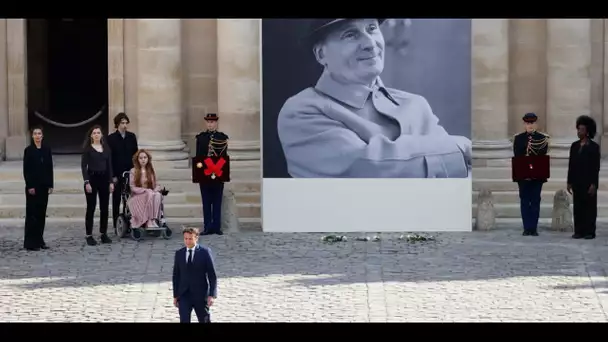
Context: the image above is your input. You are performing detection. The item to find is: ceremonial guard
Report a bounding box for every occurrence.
[512,112,550,236]
[195,113,229,235]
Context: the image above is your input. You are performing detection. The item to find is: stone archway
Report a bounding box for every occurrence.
[1,19,125,160]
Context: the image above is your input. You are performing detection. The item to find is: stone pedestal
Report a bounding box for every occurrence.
[471,19,512,167]
[136,19,189,168]
[221,184,240,232]
[216,19,261,162]
[546,19,592,159]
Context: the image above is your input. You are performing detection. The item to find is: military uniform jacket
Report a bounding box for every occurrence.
[195,130,229,157]
[512,131,549,158]
[512,130,550,182]
[276,71,471,178]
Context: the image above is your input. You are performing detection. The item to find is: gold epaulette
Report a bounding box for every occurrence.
[537,131,550,138]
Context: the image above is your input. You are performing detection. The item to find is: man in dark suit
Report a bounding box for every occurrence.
[106,112,138,230]
[173,227,218,323]
[512,112,550,236]
[195,113,229,235]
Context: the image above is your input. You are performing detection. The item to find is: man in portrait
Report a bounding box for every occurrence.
[276,18,472,178]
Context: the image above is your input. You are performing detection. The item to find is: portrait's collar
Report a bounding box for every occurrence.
[315,71,383,109]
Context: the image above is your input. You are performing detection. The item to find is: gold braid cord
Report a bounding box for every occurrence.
[207,136,228,157]
[526,132,550,156]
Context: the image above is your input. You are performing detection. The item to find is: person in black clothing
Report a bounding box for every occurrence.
[106,112,138,230]
[195,113,229,235]
[22,126,54,251]
[512,112,550,236]
[81,124,115,246]
[567,115,601,240]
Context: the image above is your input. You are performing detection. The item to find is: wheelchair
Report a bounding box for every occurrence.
[115,171,173,241]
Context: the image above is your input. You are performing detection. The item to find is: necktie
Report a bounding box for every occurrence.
[187,249,193,264]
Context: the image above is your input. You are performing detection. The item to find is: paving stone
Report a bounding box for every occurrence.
[1,224,608,322]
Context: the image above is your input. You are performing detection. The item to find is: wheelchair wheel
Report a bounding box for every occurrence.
[116,215,129,239]
[131,227,144,241]
[161,225,172,240]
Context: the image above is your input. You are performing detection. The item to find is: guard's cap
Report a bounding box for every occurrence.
[204,113,218,121]
[522,112,538,123]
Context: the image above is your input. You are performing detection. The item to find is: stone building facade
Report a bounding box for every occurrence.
[0,18,605,167]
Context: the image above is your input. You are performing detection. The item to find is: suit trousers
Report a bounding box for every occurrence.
[24,187,49,249]
[572,185,597,237]
[178,291,211,323]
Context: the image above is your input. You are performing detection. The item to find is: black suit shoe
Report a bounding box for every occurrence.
[522,231,530,236]
[215,231,224,236]
[25,247,40,251]
[572,234,583,239]
[530,231,539,236]
[40,244,50,250]
[584,235,596,240]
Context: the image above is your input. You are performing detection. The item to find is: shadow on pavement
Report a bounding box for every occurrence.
[1,227,608,291]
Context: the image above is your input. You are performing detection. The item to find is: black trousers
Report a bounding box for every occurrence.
[199,183,224,233]
[178,291,211,323]
[112,173,125,228]
[24,187,49,249]
[85,173,110,236]
[517,180,543,232]
[573,185,597,237]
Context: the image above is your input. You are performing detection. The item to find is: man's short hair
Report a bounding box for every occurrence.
[113,112,130,128]
[182,227,200,236]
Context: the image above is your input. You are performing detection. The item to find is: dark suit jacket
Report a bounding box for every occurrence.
[23,143,54,190]
[567,139,601,189]
[107,130,138,178]
[172,244,218,301]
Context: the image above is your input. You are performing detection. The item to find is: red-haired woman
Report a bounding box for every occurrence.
[128,149,163,228]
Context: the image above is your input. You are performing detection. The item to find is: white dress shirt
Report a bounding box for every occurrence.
[186,245,197,263]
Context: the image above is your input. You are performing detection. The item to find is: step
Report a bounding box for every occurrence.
[471,190,608,203]
[472,166,608,179]
[0,179,261,194]
[0,203,261,220]
[473,178,608,192]
[0,192,261,206]
[471,203,608,218]
[473,217,608,230]
[0,217,262,229]
[0,166,261,181]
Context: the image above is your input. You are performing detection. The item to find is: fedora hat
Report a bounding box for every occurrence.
[301,18,387,49]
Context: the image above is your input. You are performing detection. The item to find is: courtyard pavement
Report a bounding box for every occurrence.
[1,224,608,322]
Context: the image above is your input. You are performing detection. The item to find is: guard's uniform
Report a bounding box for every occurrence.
[512,113,550,236]
[195,114,229,235]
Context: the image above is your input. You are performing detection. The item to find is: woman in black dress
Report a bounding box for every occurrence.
[567,115,601,239]
[22,125,54,251]
[81,125,114,246]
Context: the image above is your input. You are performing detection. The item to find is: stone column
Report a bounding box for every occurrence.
[5,19,28,160]
[216,19,261,162]
[472,19,512,166]
[602,19,608,155]
[508,19,547,134]
[546,19,592,159]
[0,20,8,160]
[136,19,188,167]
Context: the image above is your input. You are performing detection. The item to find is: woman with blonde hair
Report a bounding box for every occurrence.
[128,149,163,228]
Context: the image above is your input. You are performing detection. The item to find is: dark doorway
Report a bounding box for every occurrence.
[27,19,108,154]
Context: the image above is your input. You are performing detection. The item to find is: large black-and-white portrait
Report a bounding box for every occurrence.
[262,19,472,179]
